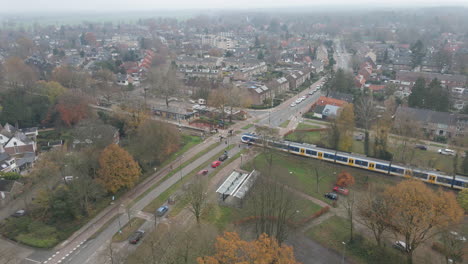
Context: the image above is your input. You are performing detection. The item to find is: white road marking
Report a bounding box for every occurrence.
[24,258,41,264]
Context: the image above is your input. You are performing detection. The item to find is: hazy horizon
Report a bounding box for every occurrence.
[1,0,467,14]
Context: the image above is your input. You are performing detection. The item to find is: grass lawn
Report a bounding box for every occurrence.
[279,120,290,128]
[243,151,399,204]
[202,204,238,230]
[288,193,323,223]
[242,124,254,130]
[112,217,146,243]
[296,123,321,130]
[284,123,323,145]
[307,216,405,264]
[160,135,203,168]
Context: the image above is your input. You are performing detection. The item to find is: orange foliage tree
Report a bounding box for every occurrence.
[54,92,90,127]
[97,144,141,193]
[384,180,464,264]
[336,171,355,187]
[197,232,301,264]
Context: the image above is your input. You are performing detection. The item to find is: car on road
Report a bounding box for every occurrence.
[290,103,296,107]
[438,148,456,156]
[333,186,349,195]
[324,192,338,200]
[308,90,314,95]
[393,241,410,252]
[219,153,228,161]
[197,169,209,176]
[415,144,427,150]
[12,209,26,217]
[211,160,222,168]
[156,205,169,216]
[129,230,145,244]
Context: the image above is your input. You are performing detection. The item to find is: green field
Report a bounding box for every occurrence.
[284,123,323,144]
[307,216,405,264]
[243,151,400,204]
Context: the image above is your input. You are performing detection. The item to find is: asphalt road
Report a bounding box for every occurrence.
[256,78,326,128]
[334,38,351,72]
[24,137,243,264]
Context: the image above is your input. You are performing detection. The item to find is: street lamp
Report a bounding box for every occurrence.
[179,155,184,182]
[341,241,346,264]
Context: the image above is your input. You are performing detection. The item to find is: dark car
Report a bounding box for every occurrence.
[129,230,145,244]
[415,144,427,150]
[324,192,338,200]
[156,205,169,216]
[219,154,228,161]
[12,210,26,217]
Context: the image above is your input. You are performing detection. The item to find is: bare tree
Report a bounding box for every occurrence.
[439,229,464,264]
[355,96,376,155]
[392,112,422,164]
[343,191,356,242]
[148,65,181,107]
[186,177,207,224]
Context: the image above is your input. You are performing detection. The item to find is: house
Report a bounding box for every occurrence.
[266,77,289,97]
[396,71,467,89]
[314,96,349,107]
[4,132,37,155]
[286,68,311,90]
[246,84,271,105]
[322,104,341,119]
[152,105,197,121]
[310,60,324,73]
[394,106,468,138]
[327,92,354,103]
[0,179,24,207]
[312,105,326,119]
[0,147,17,173]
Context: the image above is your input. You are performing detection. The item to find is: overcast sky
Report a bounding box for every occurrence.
[1,0,467,13]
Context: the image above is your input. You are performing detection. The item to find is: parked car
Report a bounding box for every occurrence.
[354,134,364,141]
[219,154,228,161]
[333,186,349,195]
[438,148,456,156]
[211,160,222,168]
[415,144,427,150]
[12,209,26,217]
[197,169,209,176]
[156,205,169,217]
[324,192,338,200]
[309,90,314,95]
[393,241,410,252]
[129,230,145,244]
[290,103,296,107]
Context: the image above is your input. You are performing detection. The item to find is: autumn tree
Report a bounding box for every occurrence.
[384,180,464,264]
[197,232,301,264]
[355,96,376,155]
[329,104,355,152]
[3,56,37,89]
[97,144,141,193]
[373,113,392,160]
[52,66,91,90]
[94,69,119,101]
[53,91,91,127]
[357,186,391,247]
[148,65,181,107]
[15,37,34,58]
[392,110,422,164]
[36,80,67,103]
[126,120,181,171]
[336,171,355,187]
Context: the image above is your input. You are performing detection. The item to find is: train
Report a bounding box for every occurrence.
[240,133,468,190]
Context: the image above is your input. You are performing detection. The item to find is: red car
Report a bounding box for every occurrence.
[197,169,209,175]
[333,186,349,195]
[211,161,221,168]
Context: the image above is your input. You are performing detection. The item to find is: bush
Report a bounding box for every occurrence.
[16,233,59,248]
[0,172,21,180]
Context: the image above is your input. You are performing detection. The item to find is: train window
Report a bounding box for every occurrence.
[288,146,299,152]
[336,156,348,162]
[305,149,317,156]
[369,163,375,168]
[436,177,452,184]
[324,153,335,159]
[412,171,428,179]
[454,180,463,187]
[390,167,404,174]
[355,160,368,166]
[376,164,389,171]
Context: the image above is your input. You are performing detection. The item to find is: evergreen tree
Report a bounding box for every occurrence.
[427,78,449,112]
[408,78,426,108]
[410,40,425,68]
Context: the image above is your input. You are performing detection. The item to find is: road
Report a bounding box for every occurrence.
[333,38,351,72]
[254,77,326,128]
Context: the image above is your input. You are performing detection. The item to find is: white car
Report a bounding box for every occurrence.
[295,99,302,104]
[308,91,314,95]
[438,149,456,156]
[290,103,296,107]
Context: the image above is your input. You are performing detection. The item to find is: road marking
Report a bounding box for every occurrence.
[24,258,41,264]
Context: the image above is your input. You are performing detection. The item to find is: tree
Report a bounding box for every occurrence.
[438,229,465,264]
[357,186,391,247]
[384,180,464,264]
[3,56,37,89]
[0,89,50,127]
[197,232,301,264]
[373,114,392,160]
[208,88,228,124]
[225,85,251,123]
[36,81,67,103]
[457,189,468,213]
[52,66,91,90]
[186,177,207,224]
[344,192,356,242]
[355,96,376,155]
[336,104,355,152]
[97,144,141,193]
[434,49,452,72]
[53,91,91,127]
[336,171,355,187]
[392,111,422,164]
[407,78,426,108]
[94,69,118,102]
[410,40,425,68]
[71,119,118,150]
[127,120,181,171]
[426,78,449,112]
[148,66,181,108]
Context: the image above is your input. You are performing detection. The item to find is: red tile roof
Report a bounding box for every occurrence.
[315,96,348,107]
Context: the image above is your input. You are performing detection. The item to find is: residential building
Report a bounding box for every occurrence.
[0,179,24,207]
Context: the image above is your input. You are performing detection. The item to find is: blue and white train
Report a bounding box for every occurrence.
[241,133,468,190]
